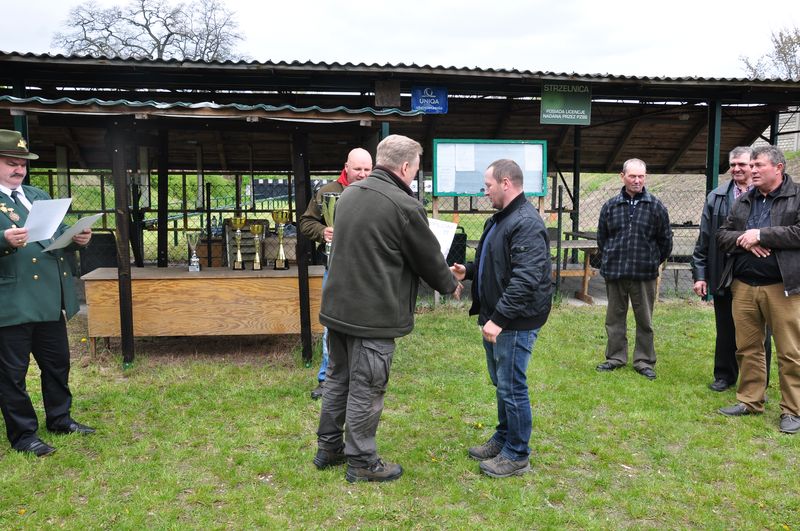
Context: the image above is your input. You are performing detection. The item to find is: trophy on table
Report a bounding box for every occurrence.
[250,223,264,271]
[231,216,247,270]
[271,209,291,270]
[186,231,201,272]
[321,192,341,256]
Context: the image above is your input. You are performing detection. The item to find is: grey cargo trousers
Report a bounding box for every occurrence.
[316,329,395,468]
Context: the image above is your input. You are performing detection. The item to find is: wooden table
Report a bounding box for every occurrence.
[82,266,324,354]
[551,238,599,304]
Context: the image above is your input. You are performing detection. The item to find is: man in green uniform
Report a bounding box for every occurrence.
[0,129,94,457]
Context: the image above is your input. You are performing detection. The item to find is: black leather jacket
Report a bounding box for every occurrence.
[466,193,552,330]
[717,175,800,296]
[691,181,738,296]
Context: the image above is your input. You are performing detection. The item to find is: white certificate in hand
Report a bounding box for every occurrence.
[24,198,73,242]
[427,217,458,260]
[43,213,103,252]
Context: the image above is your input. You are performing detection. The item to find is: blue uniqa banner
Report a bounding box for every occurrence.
[411,86,448,114]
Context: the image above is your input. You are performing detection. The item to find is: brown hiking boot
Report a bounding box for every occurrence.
[345,458,403,483]
[479,454,531,478]
[468,438,503,461]
[313,447,346,470]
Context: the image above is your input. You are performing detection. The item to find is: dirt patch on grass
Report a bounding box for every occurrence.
[67,313,310,368]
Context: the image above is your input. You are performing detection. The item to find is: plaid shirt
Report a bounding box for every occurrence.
[597,187,673,281]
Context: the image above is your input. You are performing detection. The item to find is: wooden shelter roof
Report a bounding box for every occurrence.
[1,52,799,173]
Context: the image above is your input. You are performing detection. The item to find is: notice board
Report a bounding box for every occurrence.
[433,139,547,197]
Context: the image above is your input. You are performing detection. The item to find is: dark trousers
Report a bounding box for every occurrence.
[713,291,772,386]
[316,329,395,468]
[0,317,73,449]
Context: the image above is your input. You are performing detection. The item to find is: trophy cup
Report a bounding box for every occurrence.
[250,223,264,271]
[271,209,291,270]
[321,192,341,256]
[231,216,247,270]
[187,231,201,272]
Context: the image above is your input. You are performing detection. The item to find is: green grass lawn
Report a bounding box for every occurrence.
[1,302,798,528]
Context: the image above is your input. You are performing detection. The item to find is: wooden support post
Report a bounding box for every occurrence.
[769,111,780,145]
[109,119,135,367]
[571,126,582,264]
[55,145,69,198]
[13,79,29,185]
[705,100,721,194]
[157,128,169,267]
[292,132,314,366]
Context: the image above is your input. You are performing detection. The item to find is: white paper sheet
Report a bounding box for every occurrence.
[438,166,456,193]
[24,198,72,242]
[455,144,475,171]
[43,213,103,252]
[428,217,458,259]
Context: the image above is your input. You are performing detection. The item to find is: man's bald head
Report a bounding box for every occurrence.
[345,148,373,183]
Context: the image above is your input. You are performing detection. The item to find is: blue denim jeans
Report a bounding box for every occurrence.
[483,328,540,461]
[317,269,329,382]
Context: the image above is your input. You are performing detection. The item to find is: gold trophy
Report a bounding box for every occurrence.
[186,231,201,272]
[231,216,247,270]
[321,192,341,256]
[250,223,264,271]
[271,209,291,270]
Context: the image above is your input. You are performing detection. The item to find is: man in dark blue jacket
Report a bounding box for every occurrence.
[452,159,552,478]
[595,158,672,380]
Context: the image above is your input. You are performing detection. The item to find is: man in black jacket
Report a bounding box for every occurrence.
[595,158,672,380]
[692,146,771,392]
[314,135,462,482]
[717,145,800,434]
[451,159,552,478]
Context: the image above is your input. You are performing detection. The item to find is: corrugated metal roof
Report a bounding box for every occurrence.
[0,95,423,121]
[1,50,798,85]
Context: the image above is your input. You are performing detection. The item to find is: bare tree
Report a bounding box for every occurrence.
[52,0,245,61]
[741,26,800,80]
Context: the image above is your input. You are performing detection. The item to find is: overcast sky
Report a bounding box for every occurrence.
[2,0,798,78]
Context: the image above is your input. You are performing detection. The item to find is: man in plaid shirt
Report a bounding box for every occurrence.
[595,158,673,380]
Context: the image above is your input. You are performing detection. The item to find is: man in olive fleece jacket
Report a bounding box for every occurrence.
[314,134,461,483]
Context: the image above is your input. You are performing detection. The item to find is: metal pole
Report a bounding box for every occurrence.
[205,182,213,267]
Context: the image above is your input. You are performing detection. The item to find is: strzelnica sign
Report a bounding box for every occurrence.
[540,81,591,125]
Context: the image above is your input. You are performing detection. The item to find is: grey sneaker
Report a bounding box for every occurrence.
[468,438,503,461]
[479,454,531,478]
[313,447,346,469]
[779,414,800,434]
[345,458,403,483]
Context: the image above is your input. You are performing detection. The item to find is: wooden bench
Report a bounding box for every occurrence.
[551,239,599,304]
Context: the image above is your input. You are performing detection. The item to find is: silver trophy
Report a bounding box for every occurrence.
[187,231,201,272]
[321,192,341,256]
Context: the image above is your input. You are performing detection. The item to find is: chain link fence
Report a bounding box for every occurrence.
[33,168,712,301]
[426,172,713,301]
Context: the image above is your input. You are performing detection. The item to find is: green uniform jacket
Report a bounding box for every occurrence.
[0,185,81,326]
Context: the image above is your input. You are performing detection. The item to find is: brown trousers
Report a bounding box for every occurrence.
[731,280,800,415]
